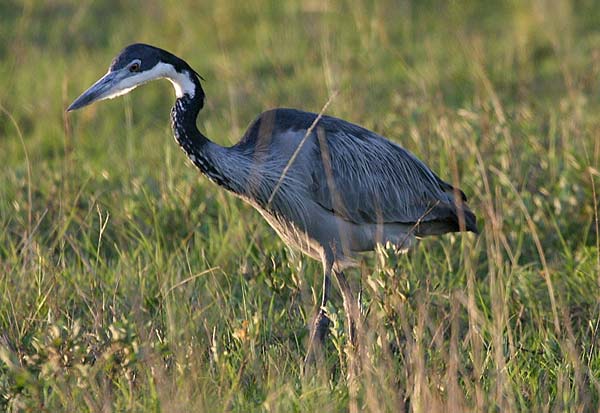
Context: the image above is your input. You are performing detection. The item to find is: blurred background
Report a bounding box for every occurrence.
[1,0,599,411]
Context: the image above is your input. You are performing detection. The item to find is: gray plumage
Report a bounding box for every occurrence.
[67,43,478,360]
[207,108,477,268]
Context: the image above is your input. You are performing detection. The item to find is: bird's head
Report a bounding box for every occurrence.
[67,43,203,111]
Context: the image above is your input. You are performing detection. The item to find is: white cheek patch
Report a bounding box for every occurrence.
[105,62,196,100]
[141,62,196,98]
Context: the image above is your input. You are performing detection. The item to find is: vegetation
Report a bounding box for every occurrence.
[1,0,599,411]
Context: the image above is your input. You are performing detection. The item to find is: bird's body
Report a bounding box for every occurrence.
[172,95,476,269]
[68,43,477,360]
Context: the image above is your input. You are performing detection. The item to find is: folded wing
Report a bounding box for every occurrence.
[308,121,477,235]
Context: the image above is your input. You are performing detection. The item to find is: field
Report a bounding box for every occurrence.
[1,0,600,411]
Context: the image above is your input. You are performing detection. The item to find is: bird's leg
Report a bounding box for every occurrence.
[314,269,332,342]
[333,269,359,350]
[333,268,361,412]
[304,263,332,367]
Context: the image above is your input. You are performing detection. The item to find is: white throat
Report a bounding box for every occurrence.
[159,63,196,98]
[113,62,196,99]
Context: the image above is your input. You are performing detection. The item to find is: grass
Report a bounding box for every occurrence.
[1,0,600,411]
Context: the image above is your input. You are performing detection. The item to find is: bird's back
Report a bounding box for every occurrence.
[226,108,477,265]
[234,108,477,235]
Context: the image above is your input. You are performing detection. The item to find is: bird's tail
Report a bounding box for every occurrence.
[414,202,479,236]
[459,205,479,234]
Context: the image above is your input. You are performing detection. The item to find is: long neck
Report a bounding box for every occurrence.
[169,75,235,191]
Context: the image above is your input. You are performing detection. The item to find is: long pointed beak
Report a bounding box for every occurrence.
[67,71,121,112]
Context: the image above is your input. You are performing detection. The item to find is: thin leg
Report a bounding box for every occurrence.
[304,257,333,368]
[332,269,358,349]
[333,268,360,413]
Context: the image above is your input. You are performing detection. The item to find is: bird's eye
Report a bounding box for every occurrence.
[129,63,140,72]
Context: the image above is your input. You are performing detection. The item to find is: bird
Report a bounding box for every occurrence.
[68,43,478,363]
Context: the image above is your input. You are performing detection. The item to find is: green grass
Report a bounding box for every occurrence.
[1,0,600,411]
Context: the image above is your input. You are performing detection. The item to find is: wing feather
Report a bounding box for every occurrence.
[236,108,477,234]
[308,120,476,233]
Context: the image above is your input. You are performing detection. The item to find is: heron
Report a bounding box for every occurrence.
[67,43,478,363]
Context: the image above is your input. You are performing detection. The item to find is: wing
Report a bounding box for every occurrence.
[308,118,477,233]
[235,108,476,234]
